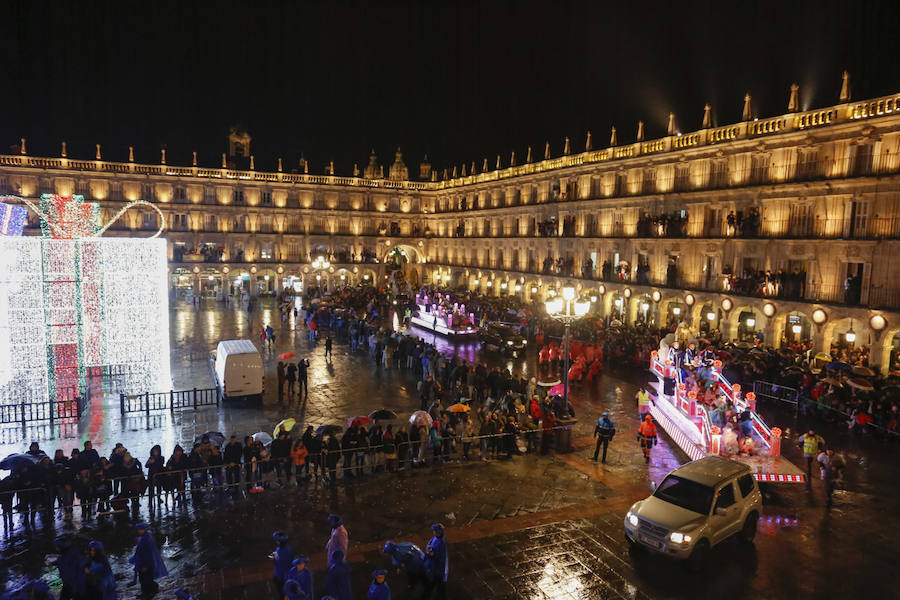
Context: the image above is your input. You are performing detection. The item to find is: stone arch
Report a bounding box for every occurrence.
[821,316,864,354]
[381,243,424,264]
[727,305,765,342]
[660,295,688,328]
[358,267,377,285]
[630,293,654,325]
[695,301,724,336]
[778,310,813,348]
[880,327,900,374]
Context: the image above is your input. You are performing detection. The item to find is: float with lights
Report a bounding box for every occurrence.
[649,340,805,483]
[0,194,171,408]
[410,290,478,338]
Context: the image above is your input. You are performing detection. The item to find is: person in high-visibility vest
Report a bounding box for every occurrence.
[637,414,658,463]
[636,387,651,419]
[797,429,825,479]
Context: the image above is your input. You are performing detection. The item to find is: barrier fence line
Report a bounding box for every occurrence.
[0,425,583,519]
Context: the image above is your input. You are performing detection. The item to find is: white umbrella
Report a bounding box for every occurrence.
[252,432,273,447]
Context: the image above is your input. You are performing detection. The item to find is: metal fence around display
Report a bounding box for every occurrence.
[0,387,88,429]
[119,386,221,416]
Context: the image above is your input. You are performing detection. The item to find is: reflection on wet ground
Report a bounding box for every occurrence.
[2,299,899,598]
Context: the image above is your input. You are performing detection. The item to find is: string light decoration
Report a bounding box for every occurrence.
[0,202,27,236]
[0,194,170,408]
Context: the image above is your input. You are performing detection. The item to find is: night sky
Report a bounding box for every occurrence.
[1,0,899,177]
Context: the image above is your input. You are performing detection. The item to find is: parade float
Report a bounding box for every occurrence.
[0,194,171,408]
[410,290,478,338]
[649,337,805,483]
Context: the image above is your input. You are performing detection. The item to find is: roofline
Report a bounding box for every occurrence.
[3,92,900,192]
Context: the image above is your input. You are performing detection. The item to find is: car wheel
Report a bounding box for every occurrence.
[740,512,758,543]
[688,540,709,572]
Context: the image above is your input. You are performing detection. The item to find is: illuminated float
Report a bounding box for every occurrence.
[410,290,478,338]
[649,339,804,483]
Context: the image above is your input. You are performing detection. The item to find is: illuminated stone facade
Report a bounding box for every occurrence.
[4,89,900,370]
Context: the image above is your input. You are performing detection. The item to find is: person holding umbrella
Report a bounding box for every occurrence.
[130,522,168,598]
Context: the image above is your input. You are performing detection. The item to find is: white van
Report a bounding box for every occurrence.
[214,339,264,401]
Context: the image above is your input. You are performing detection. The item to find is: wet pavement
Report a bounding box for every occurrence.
[3,299,900,599]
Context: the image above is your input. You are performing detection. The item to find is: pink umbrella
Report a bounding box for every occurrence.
[347,416,373,428]
[409,410,433,428]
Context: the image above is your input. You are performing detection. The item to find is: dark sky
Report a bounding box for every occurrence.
[2,0,899,177]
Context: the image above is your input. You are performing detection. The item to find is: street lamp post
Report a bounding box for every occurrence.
[545,286,590,414]
[311,255,331,289]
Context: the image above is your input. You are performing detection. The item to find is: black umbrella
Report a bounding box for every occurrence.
[315,424,344,437]
[194,432,226,448]
[0,453,41,472]
[369,409,398,421]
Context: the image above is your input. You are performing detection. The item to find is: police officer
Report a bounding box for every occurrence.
[592,412,616,463]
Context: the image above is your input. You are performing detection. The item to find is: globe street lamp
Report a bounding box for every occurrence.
[310,255,331,290]
[545,286,590,413]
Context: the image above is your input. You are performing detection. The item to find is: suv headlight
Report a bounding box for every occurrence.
[669,532,692,545]
[507,340,514,346]
[627,511,639,527]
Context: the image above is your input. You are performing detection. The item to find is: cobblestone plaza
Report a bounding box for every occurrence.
[1,300,898,599]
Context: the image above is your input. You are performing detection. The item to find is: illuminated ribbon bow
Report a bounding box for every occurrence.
[0,194,165,239]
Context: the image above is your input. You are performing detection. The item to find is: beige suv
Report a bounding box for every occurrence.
[624,456,762,569]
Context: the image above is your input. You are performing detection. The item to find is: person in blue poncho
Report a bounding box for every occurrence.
[270,530,295,594]
[366,569,391,600]
[1,578,53,600]
[282,579,307,600]
[131,522,168,597]
[382,541,426,589]
[324,549,352,600]
[85,540,117,600]
[284,556,313,599]
[53,536,86,600]
[424,523,448,598]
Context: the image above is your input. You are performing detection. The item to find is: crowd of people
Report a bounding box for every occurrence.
[268,515,448,600]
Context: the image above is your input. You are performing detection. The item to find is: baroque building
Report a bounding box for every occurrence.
[4,80,900,371]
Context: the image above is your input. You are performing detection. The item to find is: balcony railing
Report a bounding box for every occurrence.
[432,154,900,215]
[427,260,900,310]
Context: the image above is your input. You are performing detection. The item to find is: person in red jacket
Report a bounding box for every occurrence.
[529,397,542,426]
[541,411,557,455]
[637,414,658,463]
